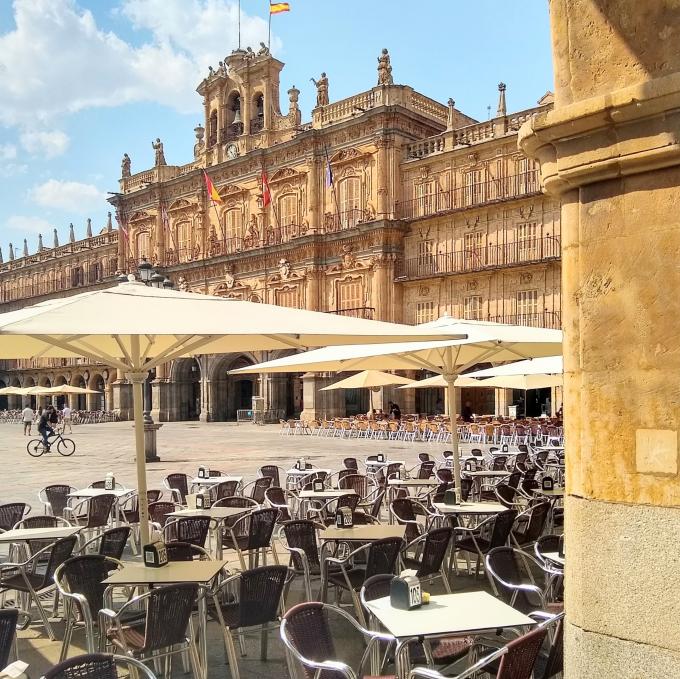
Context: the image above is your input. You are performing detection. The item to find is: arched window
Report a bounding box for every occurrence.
[108,258,118,276]
[136,231,150,261]
[338,177,361,228]
[251,93,265,134]
[224,209,242,248]
[226,92,242,139]
[208,110,218,146]
[278,194,298,227]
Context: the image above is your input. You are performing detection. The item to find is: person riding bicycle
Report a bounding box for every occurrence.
[37,405,55,449]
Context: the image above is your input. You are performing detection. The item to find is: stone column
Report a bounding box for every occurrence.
[519,2,680,675]
[154,202,165,264]
[375,135,391,219]
[307,155,321,232]
[112,368,132,420]
[305,269,321,312]
[494,388,512,417]
[371,257,389,321]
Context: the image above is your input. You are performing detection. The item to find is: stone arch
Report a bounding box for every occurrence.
[170,358,201,421]
[53,374,69,410]
[88,372,106,411]
[70,373,87,410]
[0,377,7,411]
[209,354,258,422]
[23,376,36,410]
[8,376,21,410]
[37,375,52,410]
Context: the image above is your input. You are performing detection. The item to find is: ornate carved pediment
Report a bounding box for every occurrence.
[328,147,369,165]
[128,211,151,223]
[221,183,247,196]
[168,198,193,211]
[269,167,306,184]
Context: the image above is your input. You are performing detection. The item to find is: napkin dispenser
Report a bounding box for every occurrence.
[312,478,325,492]
[377,453,385,463]
[144,540,169,568]
[443,488,459,506]
[542,476,554,491]
[196,490,211,509]
[390,575,422,610]
[104,472,115,491]
[197,466,207,479]
[464,459,478,472]
[335,506,353,528]
[297,457,306,471]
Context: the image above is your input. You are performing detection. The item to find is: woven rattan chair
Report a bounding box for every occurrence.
[55,554,124,660]
[147,501,179,529]
[453,509,517,586]
[165,541,213,562]
[89,481,127,491]
[163,516,211,548]
[0,609,18,670]
[511,501,551,550]
[224,508,279,570]
[306,493,359,525]
[259,465,282,488]
[79,527,131,561]
[214,480,240,501]
[409,623,548,679]
[164,473,190,505]
[40,653,157,679]
[264,487,295,522]
[389,498,428,542]
[39,485,75,518]
[120,490,162,525]
[279,520,324,600]
[16,515,69,530]
[0,503,30,531]
[400,527,453,592]
[245,476,273,504]
[281,601,394,679]
[64,494,116,537]
[0,535,78,640]
[210,565,288,679]
[100,583,201,677]
[322,536,403,625]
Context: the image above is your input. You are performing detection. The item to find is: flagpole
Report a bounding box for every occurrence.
[238,0,242,50]
[268,4,272,52]
[325,145,343,231]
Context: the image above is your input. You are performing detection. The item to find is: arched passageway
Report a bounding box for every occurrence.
[174,358,201,421]
[210,355,257,421]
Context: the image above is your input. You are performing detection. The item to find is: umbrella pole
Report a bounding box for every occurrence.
[444,373,462,502]
[128,337,150,548]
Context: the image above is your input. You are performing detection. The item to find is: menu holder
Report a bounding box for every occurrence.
[312,479,325,492]
[144,540,169,568]
[542,476,554,491]
[390,575,422,610]
[197,466,207,479]
[443,488,459,506]
[335,506,353,528]
[196,492,211,509]
[377,453,385,463]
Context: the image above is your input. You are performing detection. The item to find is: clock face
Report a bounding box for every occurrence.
[226,144,239,159]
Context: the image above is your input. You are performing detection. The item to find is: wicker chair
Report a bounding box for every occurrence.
[40,653,157,679]
[259,465,282,488]
[0,609,18,670]
[164,473,190,505]
[338,474,378,510]
[147,501,179,530]
[165,541,213,562]
[279,520,323,600]
[0,535,78,640]
[100,583,201,677]
[15,515,69,530]
[307,493,359,525]
[511,501,551,550]
[214,480,240,501]
[39,485,75,518]
[224,508,279,570]
[245,476,273,504]
[322,536,403,625]
[209,565,288,679]
[120,490,162,525]
[163,517,211,548]
[0,503,30,531]
[400,527,453,592]
[281,602,394,679]
[264,487,295,522]
[55,554,123,659]
[389,498,427,542]
[64,494,116,537]
[89,481,126,491]
[409,623,548,679]
[79,527,131,561]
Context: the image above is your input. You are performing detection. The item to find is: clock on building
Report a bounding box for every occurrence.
[226,143,239,160]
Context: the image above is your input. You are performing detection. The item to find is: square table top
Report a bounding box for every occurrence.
[0,525,81,543]
[299,489,358,499]
[366,591,534,639]
[365,460,404,467]
[387,478,439,487]
[534,488,565,497]
[286,468,331,477]
[542,552,565,566]
[168,507,247,519]
[190,476,242,487]
[103,559,228,586]
[463,470,510,477]
[320,525,405,542]
[69,488,133,499]
[432,501,508,515]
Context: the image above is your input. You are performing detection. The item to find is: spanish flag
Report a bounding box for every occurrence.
[203,171,223,204]
[270,2,290,14]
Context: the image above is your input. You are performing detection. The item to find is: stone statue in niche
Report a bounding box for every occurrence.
[177,276,188,292]
[311,72,329,107]
[121,153,131,178]
[244,215,260,248]
[278,258,291,280]
[152,138,166,166]
[377,48,394,86]
[224,265,235,289]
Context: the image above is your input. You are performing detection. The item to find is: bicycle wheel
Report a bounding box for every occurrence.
[27,439,45,457]
[57,437,76,457]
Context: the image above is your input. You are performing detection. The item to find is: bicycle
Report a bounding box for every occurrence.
[27,431,76,457]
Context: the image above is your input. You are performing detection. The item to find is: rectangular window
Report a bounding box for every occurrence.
[516,289,539,325]
[136,232,150,261]
[463,169,484,206]
[275,287,299,308]
[464,295,483,320]
[278,195,298,228]
[415,300,436,325]
[339,177,361,228]
[416,181,435,216]
[463,232,484,269]
[416,240,436,276]
[516,222,538,261]
[337,279,363,312]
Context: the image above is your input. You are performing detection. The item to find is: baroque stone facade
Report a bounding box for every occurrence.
[0,48,561,420]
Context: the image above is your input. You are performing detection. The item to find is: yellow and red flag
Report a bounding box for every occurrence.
[203,171,223,204]
[261,170,271,207]
[270,2,290,14]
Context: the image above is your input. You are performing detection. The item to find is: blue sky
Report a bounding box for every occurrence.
[0,0,553,253]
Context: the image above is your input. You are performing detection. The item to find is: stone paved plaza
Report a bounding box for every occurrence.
[1,420,486,677]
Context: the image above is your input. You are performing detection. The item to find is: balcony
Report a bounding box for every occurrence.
[487,312,562,330]
[396,236,561,280]
[327,307,375,320]
[396,172,542,220]
[323,208,376,233]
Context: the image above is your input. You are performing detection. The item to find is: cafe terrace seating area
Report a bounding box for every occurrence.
[0,443,564,678]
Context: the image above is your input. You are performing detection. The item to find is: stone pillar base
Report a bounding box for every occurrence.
[142,422,163,463]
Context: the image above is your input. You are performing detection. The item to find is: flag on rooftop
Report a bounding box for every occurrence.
[270,2,290,14]
[203,171,223,204]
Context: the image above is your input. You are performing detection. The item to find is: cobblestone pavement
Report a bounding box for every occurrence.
[0,421,489,678]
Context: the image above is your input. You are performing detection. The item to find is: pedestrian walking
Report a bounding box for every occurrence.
[62,404,73,433]
[21,405,34,436]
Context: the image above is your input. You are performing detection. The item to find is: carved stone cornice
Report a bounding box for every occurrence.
[518,71,680,195]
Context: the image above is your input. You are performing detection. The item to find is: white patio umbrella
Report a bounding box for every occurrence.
[465,355,563,378]
[320,370,415,415]
[42,384,102,395]
[397,374,487,389]
[0,281,465,544]
[231,316,562,497]
[0,386,24,395]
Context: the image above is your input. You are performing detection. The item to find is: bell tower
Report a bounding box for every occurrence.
[196,47,289,165]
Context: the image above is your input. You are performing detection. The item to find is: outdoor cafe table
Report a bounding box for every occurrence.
[462,470,509,500]
[298,489,358,518]
[285,468,332,490]
[190,475,243,489]
[68,488,135,526]
[387,478,439,503]
[167,506,249,558]
[320,525,405,543]
[103,559,228,679]
[533,488,565,498]
[365,591,535,678]
[0,525,83,558]
[432,501,508,517]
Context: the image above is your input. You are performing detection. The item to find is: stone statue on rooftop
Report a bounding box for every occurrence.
[152,138,166,166]
[311,72,329,107]
[377,48,393,86]
[121,153,131,178]
[258,42,270,56]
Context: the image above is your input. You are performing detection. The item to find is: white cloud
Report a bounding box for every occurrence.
[0,144,17,161]
[29,179,106,214]
[0,0,276,128]
[0,145,26,178]
[6,215,52,235]
[20,130,70,159]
